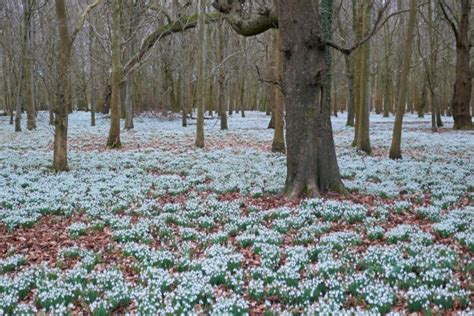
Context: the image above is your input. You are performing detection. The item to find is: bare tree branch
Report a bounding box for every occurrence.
[325,0,395,55]
[122,12,220,81]
[438,0,459,43]
[71,0,101,44]
[212,0,278,36]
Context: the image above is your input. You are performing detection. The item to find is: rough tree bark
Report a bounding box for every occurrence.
[212,0,391,196]
[278,0,345,197]
[389,0,417,159]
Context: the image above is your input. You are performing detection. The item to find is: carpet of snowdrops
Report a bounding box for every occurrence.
[0,111,473,315]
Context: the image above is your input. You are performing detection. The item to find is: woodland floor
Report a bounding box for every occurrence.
[0,111,473,315]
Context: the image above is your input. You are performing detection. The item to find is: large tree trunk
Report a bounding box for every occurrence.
[272,30,285,153]
[53,0,71,171]
[278,0,345,197]
[106,0,122,149]
[451,0,472,129]
[389,0,417,159]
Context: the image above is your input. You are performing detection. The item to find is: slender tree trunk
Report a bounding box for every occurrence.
[217,18,228,130]
[22,0,36,130]
[123,2,140,129]
[15,0,32,133]
[389,0,417,159]
[417,78,427,118]
[48,94,55,126]
[427,0,437,132]
[195,0,206,148]
[345,55,355,126]
[15,68,24,132]
[272,30,285,153]
[53,0,71,171]
[278,0,346,197]
[106,0,122,148]
[382,53,392,118]
[9,63,14,125]
[356,0,371,154]
[352,0,361,145]
[2,56,10,117]
[240,74,246,117]
[89,26,96,127]
[124,79,133,129]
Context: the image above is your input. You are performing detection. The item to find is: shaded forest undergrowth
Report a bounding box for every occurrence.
[0,112,473,314]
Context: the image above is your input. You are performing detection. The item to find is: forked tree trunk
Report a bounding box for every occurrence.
[271,30,285,153]
[278,0,345,197]
[107,0,122,149]
[389,0,417,159]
